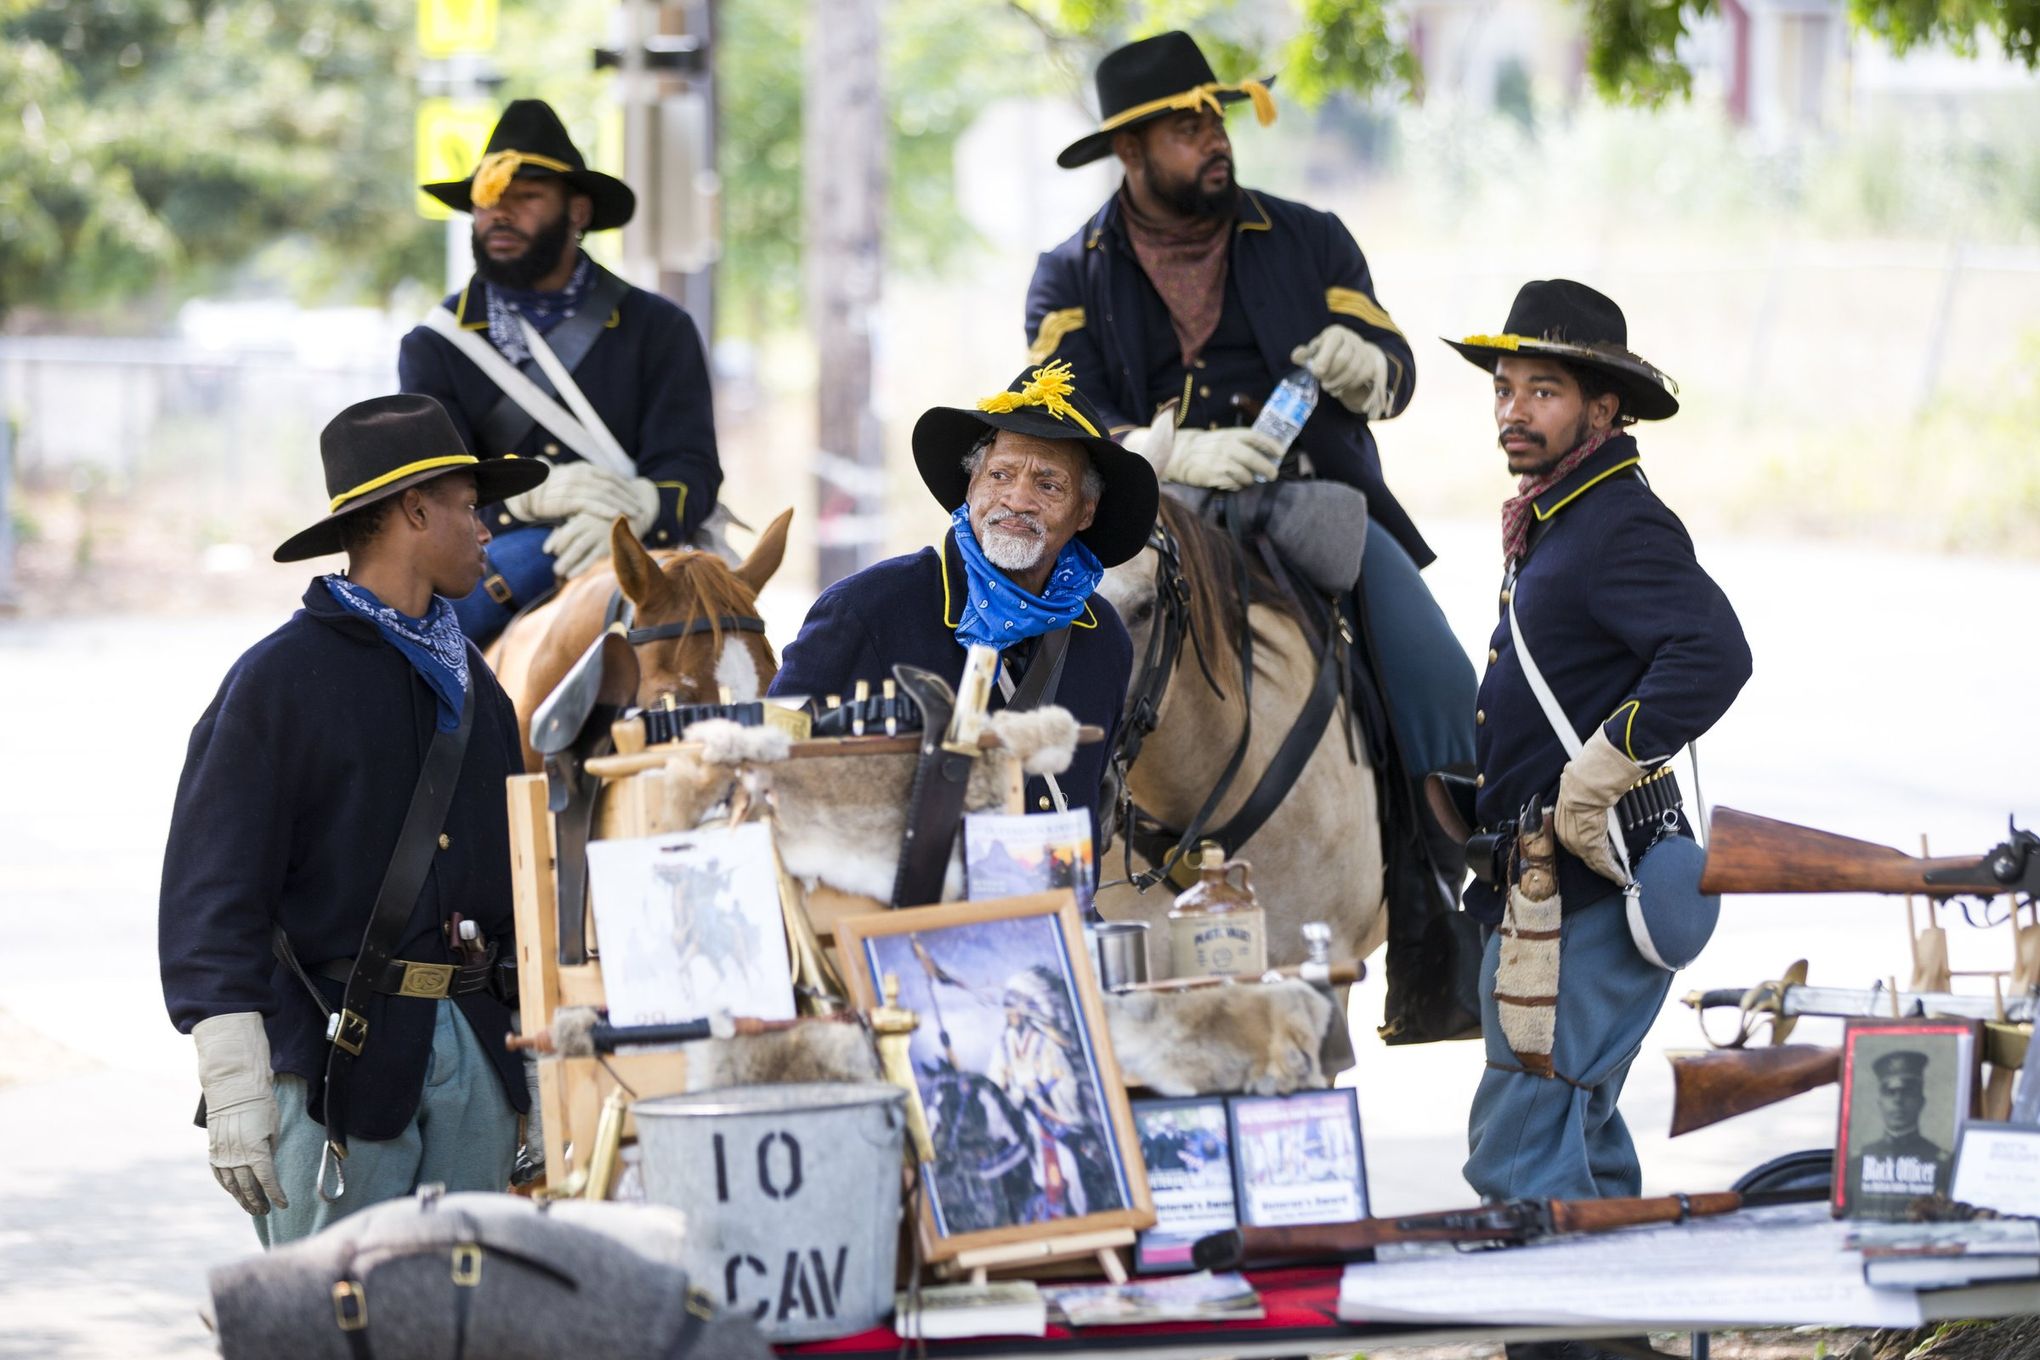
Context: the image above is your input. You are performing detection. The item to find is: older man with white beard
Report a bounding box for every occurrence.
[770,362,1159,835]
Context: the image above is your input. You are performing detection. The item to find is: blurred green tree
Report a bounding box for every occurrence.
[0,0,437,325]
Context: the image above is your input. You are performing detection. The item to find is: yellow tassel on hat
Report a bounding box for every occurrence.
[1098,80,1278,134]
[977,360,1101,438]
[469,149,575,209]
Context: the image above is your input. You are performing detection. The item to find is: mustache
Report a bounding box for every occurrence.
[1500,426,1546,448]
[1200,155,1232,180]
[985,509,1045,536]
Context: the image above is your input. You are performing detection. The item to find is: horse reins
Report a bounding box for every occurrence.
[602,589,767,647]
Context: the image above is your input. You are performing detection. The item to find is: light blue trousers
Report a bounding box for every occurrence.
[255,1000,518,1248]
[1358,529,1477,780]
[1463,891,1676,1202]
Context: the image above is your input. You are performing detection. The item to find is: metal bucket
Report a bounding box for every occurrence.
[632,1082,906,1341]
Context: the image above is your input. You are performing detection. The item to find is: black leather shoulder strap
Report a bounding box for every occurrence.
[1005,625,1073,711]
[319,679,476,1159]
[472,267,633,457]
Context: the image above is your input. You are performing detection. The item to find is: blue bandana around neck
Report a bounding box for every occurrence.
[323,575,471,730]
[485,252,594,364]
[949,505,1103,651]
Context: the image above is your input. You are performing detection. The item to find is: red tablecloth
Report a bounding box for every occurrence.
[782,1268,1356,1357]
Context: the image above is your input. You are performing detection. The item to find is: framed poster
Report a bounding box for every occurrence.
[1833,1017,1980,1220]
[1130,1096,1237,1274]
[1229,1088,1368,1228]
[836,891,1154,1261]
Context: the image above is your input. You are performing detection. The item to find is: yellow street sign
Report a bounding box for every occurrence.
[415,98,497,220]
[418,0,497,57]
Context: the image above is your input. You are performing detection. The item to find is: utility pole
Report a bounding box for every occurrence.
[806,0,886,588]
[607,0,719,330]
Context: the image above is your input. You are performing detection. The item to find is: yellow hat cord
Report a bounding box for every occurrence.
[1098,80,1277,135]
[976,360,1101,438]
[329,455,480,513]
[469,150,575,209]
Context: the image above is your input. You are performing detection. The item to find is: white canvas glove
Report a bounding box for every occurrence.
[1555,728,1649,885]
[1292,325,1392,420]
[1163,427,1282,491]
[543,512,619,581]
[193,1011,288,1216]
[504,459,641,524]
[617,476,660,539]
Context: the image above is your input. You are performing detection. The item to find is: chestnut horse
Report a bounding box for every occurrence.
[487,508,793,770]
[1093,497,1387,975]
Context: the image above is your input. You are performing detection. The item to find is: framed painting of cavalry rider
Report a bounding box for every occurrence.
[837,891,1154,1262]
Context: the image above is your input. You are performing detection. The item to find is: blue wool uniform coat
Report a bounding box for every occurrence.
[1025,189,1428,566]
[398,261,721,549]
[159,581,528,1140]
[1464,435,1752,925]
[768,534,1132,832]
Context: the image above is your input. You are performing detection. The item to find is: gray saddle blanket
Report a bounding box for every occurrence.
[1164,479,1370,593]
[207,1191,773,1360]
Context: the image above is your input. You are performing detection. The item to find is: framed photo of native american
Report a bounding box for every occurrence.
[1228,1088,1369,1228]
[1833,1017,1980,1221]
[835,891,1154,1262]
[1131,1096,1238,1274]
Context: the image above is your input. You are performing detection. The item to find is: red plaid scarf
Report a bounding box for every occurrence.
[1500,428,1615,561]
[1119,188,1232,366]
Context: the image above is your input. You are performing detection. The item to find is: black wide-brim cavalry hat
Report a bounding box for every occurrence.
[274,394,548,562]
[912,360,1160,568]
[1057,30,1277,170]
[421,98,636,231]
[1443,278,1680,421]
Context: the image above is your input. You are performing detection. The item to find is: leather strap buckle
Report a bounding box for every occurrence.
[332,1280,368,1331]
[451,1243,483,1287]
[333,1008,369,1057]
[396,961,456,999]
[483,572,514,605]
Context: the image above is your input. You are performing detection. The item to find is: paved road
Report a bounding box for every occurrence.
[0,530,2035,1356]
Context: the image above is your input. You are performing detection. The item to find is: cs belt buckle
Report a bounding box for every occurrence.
[396,961,456,999]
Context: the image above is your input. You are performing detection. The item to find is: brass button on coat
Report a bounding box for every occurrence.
[1037,796,1052,810]
[1474,774,1485,789]
[1487,648,1499,665]
[1475,710,1486,726]
[437,833,451,850]
[543,442,560,457]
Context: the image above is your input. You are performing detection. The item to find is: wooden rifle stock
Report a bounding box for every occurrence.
[1698,807,2001,896]
[1193,1192,1741,1270]
[1666,1043,1840,1137]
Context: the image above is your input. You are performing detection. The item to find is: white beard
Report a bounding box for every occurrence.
[981,527,1048,573]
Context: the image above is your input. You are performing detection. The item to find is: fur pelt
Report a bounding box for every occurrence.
[682,1018,881,1091]
[1104,979,1334,1096]
[985,707,1077,776]
[682,718,792,766]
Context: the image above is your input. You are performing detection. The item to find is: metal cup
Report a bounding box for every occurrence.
[1088,920,1150,992]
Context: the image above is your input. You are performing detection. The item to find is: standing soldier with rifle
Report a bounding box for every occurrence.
[1447,283,1752,1259]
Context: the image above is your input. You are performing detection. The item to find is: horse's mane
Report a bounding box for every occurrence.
[1154,496,1308,674]
[653,549,762,648]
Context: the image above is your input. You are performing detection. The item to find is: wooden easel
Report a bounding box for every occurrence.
[952,1229,1136,1286]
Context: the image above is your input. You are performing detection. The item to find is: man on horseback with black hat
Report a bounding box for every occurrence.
[1024,31,1476,869]
[161,395,541,1244]
[1447,282,1750,1255]
[400,99,722,646]
[769,362,1159,836]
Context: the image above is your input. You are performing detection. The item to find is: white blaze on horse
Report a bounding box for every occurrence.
[488,508,793,770]
[1094,497,1387,974]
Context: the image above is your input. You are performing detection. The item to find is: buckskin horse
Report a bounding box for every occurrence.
[488,508,793,770]
[1094,496,1387,981]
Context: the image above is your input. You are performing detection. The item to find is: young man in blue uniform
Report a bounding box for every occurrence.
[399,99,721,644]
[160,395,542,1244]
[1024,31,1474,818]
[769,362,1159,832]
[1449,282,1752,1220]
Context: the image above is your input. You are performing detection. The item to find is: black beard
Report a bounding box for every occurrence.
[1145,157,1239,220]
[471,209,575,290]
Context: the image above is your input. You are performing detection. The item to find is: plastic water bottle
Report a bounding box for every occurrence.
[1249,368,1320,481]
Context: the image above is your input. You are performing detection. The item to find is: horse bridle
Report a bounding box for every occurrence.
[601,587,767,648]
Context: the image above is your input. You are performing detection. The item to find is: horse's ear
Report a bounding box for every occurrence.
[734,507,794,595]
[611,517,665,605]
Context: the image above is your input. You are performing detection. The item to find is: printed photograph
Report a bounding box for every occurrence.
[1132,1097,1237,1273]
[839,894,1152,1257]
[584,822,796,1028]
[1230,1089,1368,1228]
[1834,1018,1979,1220]
[964,810,1096,917]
